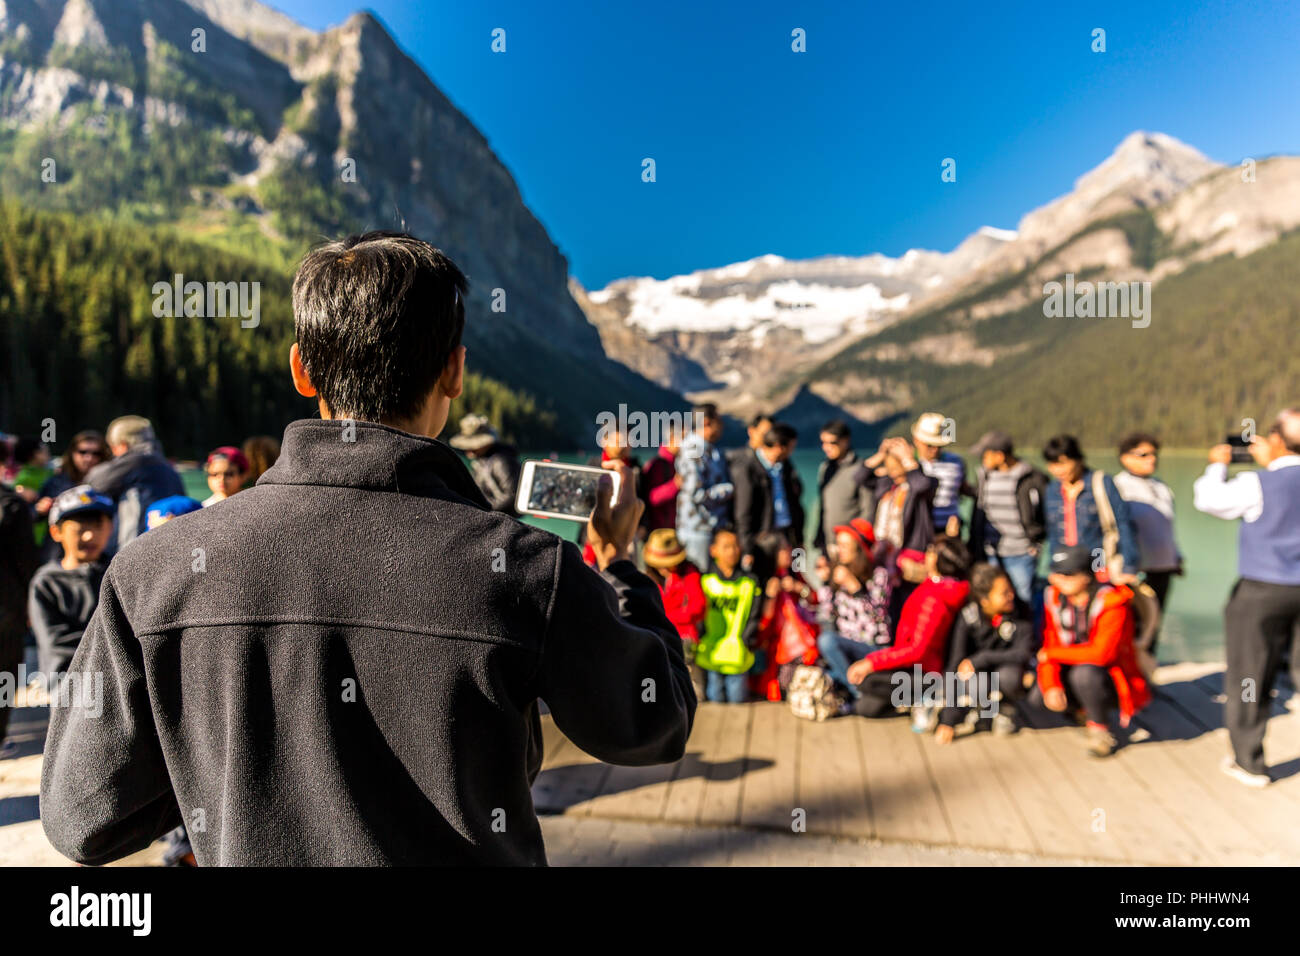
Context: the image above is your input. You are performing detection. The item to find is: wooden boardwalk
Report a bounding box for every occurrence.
[532,662,1300,865]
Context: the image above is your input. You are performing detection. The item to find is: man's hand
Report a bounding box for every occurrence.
[957,658,975,680]
[1208,444,1233,466]
[1043,687,1067,712]
[846,658,874,685]
[587,460,644,571]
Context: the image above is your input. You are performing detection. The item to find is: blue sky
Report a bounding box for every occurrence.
[272,0,1300,289]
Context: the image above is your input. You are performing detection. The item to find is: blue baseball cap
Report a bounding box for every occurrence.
[49,485,115,526]
[146,495,203,530]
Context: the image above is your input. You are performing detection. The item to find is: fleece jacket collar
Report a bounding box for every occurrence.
[258,419,492,509]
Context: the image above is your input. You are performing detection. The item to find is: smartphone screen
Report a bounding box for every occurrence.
[515,461,622,521]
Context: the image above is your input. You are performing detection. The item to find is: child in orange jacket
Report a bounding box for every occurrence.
[1035,547,1151,757]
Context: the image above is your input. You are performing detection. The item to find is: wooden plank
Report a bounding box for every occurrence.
[1122,701,1269,864]
[827,715,874,838]
[1132,697,1300,861]
[796,713,872,838]
[697,702,753,826]
[530,733,610,817]
[582,760,677,821]
[1028,719,1214,865]
[995,725,1130,861]
[856,715,953,845]
[920,720,1037,853]
[661,702,724,824]
[738,701,799,830]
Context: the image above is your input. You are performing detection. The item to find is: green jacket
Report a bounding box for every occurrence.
[697,569,760,675]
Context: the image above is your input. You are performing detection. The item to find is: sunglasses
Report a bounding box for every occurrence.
[1127,450,1157,459]
[208,469,242,479]
[73,448,103,457]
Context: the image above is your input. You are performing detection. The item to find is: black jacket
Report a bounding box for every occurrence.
[731,448,805,556]
[968,463,1049,558]
[944,600,1037,674]
[468,443,521,515]
[29,558,107,678]
[84,446,184,554]
[41,419,695,866]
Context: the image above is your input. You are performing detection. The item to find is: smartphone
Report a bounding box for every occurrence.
[1224,435,1255,465]
[515,460,623,522]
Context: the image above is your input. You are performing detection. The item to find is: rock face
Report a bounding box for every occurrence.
[0,0,686,440]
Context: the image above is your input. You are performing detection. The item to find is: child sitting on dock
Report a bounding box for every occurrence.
[1032,546,1151,757]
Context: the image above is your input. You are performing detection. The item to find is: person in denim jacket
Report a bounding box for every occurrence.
[676,403,735,570]
[1041,434,1140,585]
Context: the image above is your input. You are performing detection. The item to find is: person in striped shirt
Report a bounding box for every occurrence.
[910,412,969,535]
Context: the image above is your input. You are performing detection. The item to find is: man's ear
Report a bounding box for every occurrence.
[439,345,466,401]
[289,343,317,398]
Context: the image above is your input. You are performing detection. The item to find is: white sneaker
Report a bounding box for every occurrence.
[991,712,1017,736]
[1220,756,1270,788]
[911,705,937,734]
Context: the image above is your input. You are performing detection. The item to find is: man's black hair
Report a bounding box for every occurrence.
[292,231,467,423]
[763,422,798,447]
[1042,434,1084,463]
[820,419,851,441]
[1118,431,1161,456]
[750,412,773,428]
[932,534,972,579]
[694,402,719,423]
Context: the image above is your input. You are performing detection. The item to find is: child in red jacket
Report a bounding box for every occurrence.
[1034,546,1150,757]
[644,528,708,700]
[846,534,971,724]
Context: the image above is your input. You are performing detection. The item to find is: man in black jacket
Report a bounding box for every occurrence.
[84,415,184,555]
[41,231,696,866]
[732,422,804,581]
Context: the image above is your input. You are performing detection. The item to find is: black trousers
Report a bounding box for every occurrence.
[1144,569,1176,654]
[852,670,907,718]
[1028,663,1115,726]
[939,663,1027,727]
[1223,578,1300,775]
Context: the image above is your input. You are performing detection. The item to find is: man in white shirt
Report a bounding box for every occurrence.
[1194,408,1300,788]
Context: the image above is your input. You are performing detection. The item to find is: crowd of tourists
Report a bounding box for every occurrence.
[446,403,1300,782]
